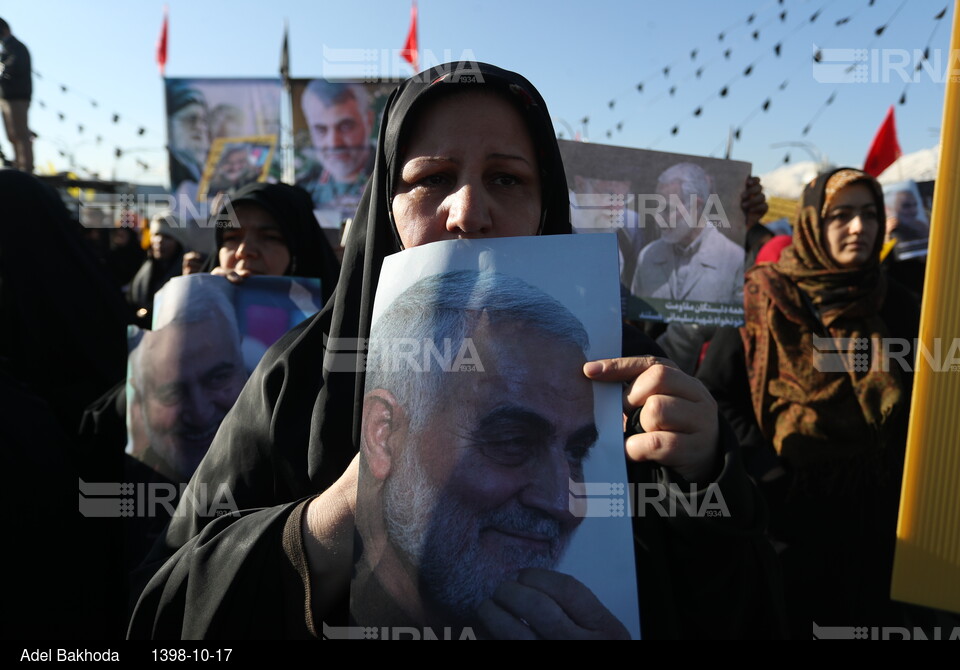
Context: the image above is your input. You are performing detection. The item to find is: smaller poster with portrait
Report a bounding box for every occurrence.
[125,274,323,483]
[560,141,752,372]
[197,135,277,201]
[559,140,751,328]
[882,179,930,260]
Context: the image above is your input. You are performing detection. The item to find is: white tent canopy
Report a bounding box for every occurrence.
[759,145,940,199]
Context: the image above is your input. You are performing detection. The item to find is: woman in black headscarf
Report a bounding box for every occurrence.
[128,211,189,328]
[190,181,341,304]
[132,63,780,639]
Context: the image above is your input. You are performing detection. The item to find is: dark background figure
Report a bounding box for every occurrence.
[79,206,147,293]
[0,170,133,637]
[106,221,147,290]
[128,211,189,328]
[0,17,32,173]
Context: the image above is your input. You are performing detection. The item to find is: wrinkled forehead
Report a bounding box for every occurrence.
[401,88,531,153]
[388,81,542,172]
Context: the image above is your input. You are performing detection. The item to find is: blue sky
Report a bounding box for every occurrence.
[5,0,955,184]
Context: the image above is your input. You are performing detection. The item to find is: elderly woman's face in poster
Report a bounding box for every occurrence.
[391,90,542,248]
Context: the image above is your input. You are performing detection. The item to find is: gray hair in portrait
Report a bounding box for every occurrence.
[365,270,591,432]
[657,162,713,203]
[301,79,371,121]
[129,278,241,394]
[153,277,240,334]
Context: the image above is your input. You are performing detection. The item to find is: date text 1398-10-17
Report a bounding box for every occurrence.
[153,649,234,662]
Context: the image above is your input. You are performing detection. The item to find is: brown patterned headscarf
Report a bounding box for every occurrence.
[741,168,905,478]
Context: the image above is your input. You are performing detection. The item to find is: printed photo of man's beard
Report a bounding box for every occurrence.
[320,145,366,176]
[382,441,573,623]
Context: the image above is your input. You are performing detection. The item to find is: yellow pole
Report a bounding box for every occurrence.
[891,0,960,614]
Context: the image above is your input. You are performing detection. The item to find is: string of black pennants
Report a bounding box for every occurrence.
[567,0,948,164]
[31,1,950,177]
[31,68,156,177]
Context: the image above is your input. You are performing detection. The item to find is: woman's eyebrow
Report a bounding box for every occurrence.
[406,156,458,165]
[828,203,875,213]
[488,152,531,165]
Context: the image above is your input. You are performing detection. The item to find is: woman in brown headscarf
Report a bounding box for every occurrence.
[742,167,920,635]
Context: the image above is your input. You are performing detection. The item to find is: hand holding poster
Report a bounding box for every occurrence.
[350,234,641,639]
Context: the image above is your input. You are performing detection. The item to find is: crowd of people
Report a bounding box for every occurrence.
[1,55,948,640]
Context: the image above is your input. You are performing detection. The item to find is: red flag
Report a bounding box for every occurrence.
[401,1,419,73]
[156,7,169,77]
[863,105,902,177]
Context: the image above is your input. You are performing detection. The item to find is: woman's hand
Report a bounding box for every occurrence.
[210,265,248,284]
[741,175,768,230]
[584,356,720,484]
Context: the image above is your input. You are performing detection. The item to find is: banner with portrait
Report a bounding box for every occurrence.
[289,78,398,240]
[125,274,323,483]
[164,78,282,218]
[347,234,642,639]
[559,140,751,328]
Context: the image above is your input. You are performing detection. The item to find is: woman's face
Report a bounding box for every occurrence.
[391,90,542,248]
[218,202,291,276]
[822,182,880,268]
[151,231,180,261]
